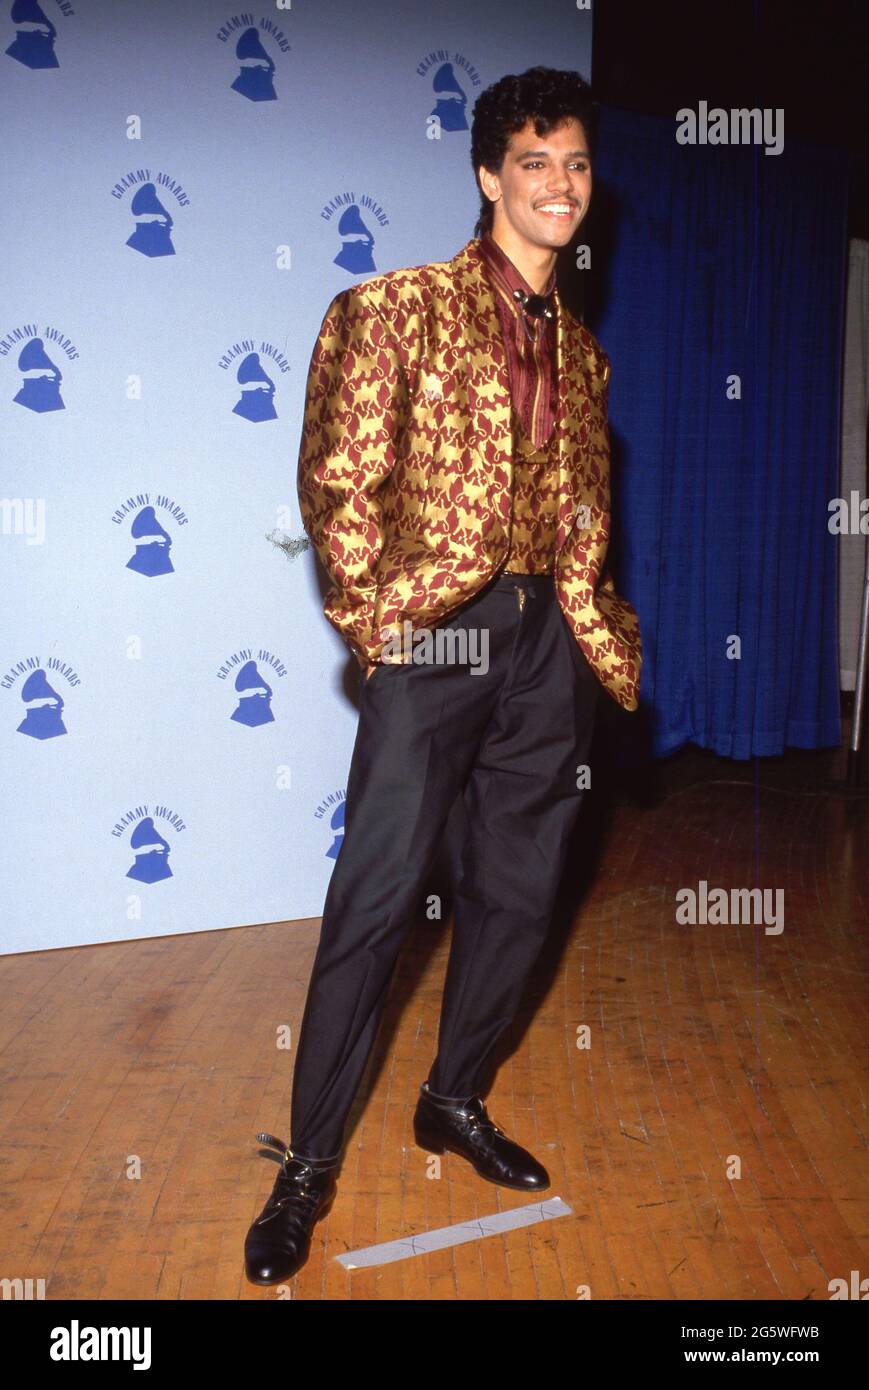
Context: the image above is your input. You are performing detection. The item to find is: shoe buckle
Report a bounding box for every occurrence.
[460,1097,486,1127]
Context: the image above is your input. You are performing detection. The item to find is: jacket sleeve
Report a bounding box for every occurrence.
[297,287,407,666]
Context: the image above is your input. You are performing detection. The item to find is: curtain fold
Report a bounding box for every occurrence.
[590,107,849,758]
[838,239,869,692]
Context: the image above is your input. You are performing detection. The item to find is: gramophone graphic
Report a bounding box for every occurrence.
[5,0,58,69]
[126,183,175,258]
[333,204,376,275]
[231,660,275,727]
[126,817,173,884]
[126,506,174,577]
[230,26,276,102]
[232,353,277,423]
[13,338,63,413]
[17,668,66,739]
[325,800,345,860]
[430,62,468,132]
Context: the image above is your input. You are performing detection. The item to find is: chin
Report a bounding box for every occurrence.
[530,216,578,242]
[536,225,575,249]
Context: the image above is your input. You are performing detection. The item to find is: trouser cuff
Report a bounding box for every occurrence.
[286,1145,342,1168]
[421,1080,476,1104]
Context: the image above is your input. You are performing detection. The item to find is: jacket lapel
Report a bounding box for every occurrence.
[448,238,581,556]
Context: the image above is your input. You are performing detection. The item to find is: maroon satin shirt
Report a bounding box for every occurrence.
[477,230,558,447]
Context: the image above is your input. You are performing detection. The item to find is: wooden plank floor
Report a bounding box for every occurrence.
[1,723,866,1300]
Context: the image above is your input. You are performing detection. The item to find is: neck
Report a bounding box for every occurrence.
[487,222,556,294]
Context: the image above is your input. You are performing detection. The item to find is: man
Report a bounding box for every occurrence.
[244,66,642,1286]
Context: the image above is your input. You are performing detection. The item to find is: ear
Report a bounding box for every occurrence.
[478,164,501,203]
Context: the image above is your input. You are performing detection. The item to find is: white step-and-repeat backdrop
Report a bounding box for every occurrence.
[1,0,592,953]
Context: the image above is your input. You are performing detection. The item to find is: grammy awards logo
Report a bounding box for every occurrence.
[14,337,62,412]
[320,195,390,276]
[334,206,375,274]
[231,27,275,101]
[229,661,272,728]
[127,818,172,884]
[111,494,190,578]
[3,655,81,741]
[313,791,346,860]
[110,172,191,258]
[17,669,66,738]
[231,661,274,727]
[127,507,173,576]
[219,339,290,423]
[217,13,291,103]
[431,62,468,131]
[113,806,187,885]
[2,325,79,414]
[415,50,482,134]
[234,354,275,421]
[127,184,175,258]
[217,649,287,728]
[5,0,61,70]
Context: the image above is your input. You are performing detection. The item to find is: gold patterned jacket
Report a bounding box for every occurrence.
[297,237,643,711]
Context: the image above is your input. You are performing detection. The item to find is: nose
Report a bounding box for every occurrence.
[546,169,572,194]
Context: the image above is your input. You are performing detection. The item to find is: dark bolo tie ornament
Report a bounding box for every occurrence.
[512,287,555,321]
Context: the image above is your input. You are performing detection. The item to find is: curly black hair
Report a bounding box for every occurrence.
[470,66,599,237]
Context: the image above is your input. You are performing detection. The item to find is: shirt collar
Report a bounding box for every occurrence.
[478,230,557,320]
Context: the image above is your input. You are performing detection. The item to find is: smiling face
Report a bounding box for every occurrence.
[478,115,592,255]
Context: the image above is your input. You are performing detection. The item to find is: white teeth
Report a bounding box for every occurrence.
[538,204,572,213]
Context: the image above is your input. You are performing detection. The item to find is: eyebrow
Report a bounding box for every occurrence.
[514,148,590,160]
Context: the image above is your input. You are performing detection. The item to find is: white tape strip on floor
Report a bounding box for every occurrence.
[335,1196,573,1269]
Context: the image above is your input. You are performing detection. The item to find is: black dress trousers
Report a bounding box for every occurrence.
[289,569,601,1161]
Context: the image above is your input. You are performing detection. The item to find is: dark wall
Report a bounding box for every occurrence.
[593,0,869,237]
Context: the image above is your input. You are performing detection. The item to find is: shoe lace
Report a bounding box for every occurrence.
[269,1173,322,1216]
[253,1132,330,1226]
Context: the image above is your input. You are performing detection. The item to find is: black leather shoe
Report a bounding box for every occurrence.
[413,1082,550,1191]
[244,1132,340,1285]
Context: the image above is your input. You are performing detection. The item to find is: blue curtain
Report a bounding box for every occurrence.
[588,106,849,758]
